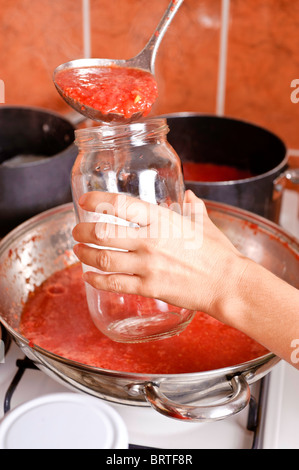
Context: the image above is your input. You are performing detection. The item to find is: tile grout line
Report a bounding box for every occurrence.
[216,0,230,116]
[82,0,91,58]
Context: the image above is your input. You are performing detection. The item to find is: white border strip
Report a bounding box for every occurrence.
[216,0,230,116]
[82,0,91,58]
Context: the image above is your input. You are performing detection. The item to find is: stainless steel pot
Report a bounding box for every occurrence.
[165,113,299,222]
[0,203,298,422]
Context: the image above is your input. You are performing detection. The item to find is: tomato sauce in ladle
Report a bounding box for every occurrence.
[53,0,183,123]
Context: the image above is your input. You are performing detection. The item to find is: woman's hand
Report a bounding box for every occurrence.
[72,190,248,322]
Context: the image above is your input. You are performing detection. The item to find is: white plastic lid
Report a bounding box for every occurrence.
[0,393,128,449]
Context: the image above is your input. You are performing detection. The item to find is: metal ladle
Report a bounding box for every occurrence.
[53,0,184,123]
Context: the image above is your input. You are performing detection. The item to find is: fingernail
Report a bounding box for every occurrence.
[78,193,88,206]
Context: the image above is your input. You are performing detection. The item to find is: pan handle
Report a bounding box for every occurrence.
[143,375,250,422]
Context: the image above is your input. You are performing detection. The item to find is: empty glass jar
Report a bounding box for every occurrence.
[72,117,194,342]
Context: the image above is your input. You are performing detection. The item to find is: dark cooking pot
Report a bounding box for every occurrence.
[1,202,298,422]
[165,113,294,222]
[0,106,77,236]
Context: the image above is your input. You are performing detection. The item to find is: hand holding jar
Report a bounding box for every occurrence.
[73,190,299,369]
[71,118,195,343]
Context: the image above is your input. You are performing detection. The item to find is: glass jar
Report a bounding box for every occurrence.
[72,117,195,342]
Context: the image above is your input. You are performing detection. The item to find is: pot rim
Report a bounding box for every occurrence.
[2,200,295,382]
[161,111,288,185]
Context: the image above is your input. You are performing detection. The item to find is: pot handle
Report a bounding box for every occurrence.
[273,168,299,200]
[143,375,250,422]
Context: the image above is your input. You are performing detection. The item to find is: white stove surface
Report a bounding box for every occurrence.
[0,189,298,449]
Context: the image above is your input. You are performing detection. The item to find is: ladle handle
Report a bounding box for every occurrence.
[143,375,251,422]
[128,0,184,73]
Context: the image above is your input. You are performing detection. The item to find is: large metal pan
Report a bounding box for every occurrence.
[0,202,297,422]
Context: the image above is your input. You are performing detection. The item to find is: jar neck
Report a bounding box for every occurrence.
[75,118,169,150]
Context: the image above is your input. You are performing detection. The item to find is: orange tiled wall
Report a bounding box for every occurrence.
[1,0,299,154]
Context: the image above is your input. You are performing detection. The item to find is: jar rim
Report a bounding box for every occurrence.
[75,117,169,148]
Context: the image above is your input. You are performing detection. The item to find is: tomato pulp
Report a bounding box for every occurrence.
[182,162,254,182]
[55,65,158,119]
[20,263,268,374]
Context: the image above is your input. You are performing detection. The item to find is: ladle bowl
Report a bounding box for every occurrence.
[53,0,184,122]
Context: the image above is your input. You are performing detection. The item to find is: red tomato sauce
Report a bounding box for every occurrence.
[20,263,268,374]
[182,162,254,182]
[55,65,158,119]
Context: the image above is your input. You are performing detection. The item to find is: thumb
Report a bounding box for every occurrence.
[184,190,207,217]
